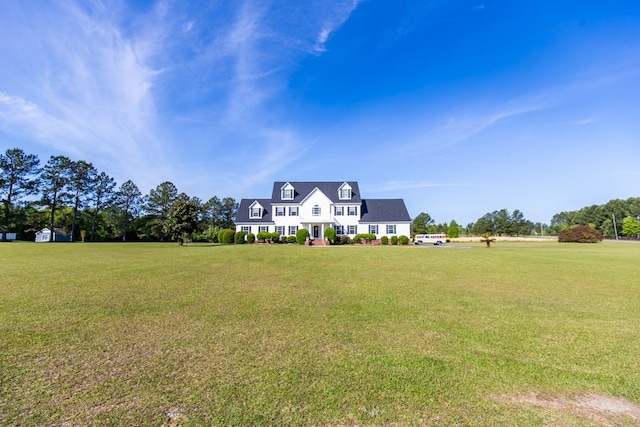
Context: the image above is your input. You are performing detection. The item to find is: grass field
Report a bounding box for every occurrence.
[1,241,639,426]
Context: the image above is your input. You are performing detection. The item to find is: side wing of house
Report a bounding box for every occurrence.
[359,199,411,238]
[235,199,274,236]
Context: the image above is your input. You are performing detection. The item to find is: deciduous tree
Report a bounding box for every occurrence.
[411,212,434,236]
[163,193,199,245]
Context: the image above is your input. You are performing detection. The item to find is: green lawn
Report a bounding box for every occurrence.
[1,241,639,426]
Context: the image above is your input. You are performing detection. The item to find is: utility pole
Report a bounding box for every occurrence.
[612,214,619,240]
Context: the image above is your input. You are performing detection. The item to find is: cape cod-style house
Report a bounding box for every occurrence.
[235,181,411,240]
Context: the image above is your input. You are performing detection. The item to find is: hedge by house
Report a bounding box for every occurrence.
[234,231,246,244]
[256,231,271,242]
[247,233,256,244]
[353,233,376,243]
[217,228,235,244]
[296,228,310,244]
[323,227,336,244]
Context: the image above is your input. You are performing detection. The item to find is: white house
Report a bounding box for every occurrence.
[35,228,71,243]
[235,181,411,240]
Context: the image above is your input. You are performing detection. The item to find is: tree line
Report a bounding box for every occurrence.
[410,209,540,238]
[0,148,238,242]
[550,197,640,238]
[411,197,640,239]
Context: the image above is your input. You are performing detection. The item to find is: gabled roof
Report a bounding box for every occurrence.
[271,181,362,204]
[235,199,273,223]
[359,199,411,223]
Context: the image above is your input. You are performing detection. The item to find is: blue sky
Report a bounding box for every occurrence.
[1,1,639,225]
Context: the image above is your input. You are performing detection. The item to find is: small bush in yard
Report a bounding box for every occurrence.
[558,224,603,243]
[286,236,297,243]
[247,233,256,244]
[257,231,271,242]
[340,236,351,245]
[391,235,398,245]
[296,228,310,244]
[399,235,409,245]
[218,229,235,244]
[324,227,336,244]
[381,236,389,245]
[271,231,280,243]
[234,231,246,244]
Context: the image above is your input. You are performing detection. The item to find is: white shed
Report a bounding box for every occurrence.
[35,228,71,243]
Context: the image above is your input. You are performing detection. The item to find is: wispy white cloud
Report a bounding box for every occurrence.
[0,1,363,196]
[571,117,597,125]
[0,1,163,185]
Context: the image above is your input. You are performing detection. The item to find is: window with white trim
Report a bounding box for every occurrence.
[289,206,298,216]
[369,225,378,234]
[340,188,351,199]
[386,224,396,234]
[241,226,251,234]
[288,225,298,235]
[312,205,321,216]
[347,225,357,234]
[275,226,284,235]
[282,188,294,200]
[275,206,285,216]
[259,226,268,233]
[334,206,344,216]
[347,206,357,216]
[250,207,261,218]
[335,225,344,235]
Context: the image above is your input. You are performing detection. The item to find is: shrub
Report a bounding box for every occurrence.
[558,224,603,243]
[271,231,280,243]
[380,235,389,245]
[324,227,336,244]
[390,235,398,245]
[340,235,351,245]
[256,231,271,242]
[296,228,310,244]
[286,235,297,244]
[399,235,409,245]
[234,231,246,244]
[217,228,235,244]
[247,233,256,244]
[353,233,376,244]
[203,225,220,243]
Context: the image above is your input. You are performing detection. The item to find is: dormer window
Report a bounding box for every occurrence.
[249,201,263,218]
[281,183,295,200]
[338,182,352,200]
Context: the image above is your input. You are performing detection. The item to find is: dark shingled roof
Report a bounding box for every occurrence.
[271,181,362,204]
[359,199,411,223]
[235,198,274,223]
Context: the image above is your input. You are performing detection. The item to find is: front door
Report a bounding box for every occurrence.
[313,225,320,238]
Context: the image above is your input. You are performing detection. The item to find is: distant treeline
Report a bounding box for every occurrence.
[550,197,640,238]
[1,148,237,242]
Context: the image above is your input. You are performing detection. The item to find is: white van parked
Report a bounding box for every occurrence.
[414,234,448,245]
